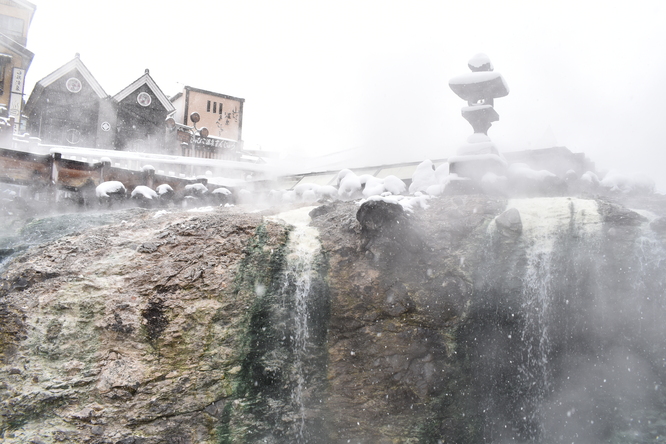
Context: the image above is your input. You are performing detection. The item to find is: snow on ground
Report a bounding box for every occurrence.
[187,206,215,213]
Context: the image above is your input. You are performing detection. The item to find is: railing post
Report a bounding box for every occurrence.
[142,165,155,188]
[51,152,60,185]
[51,152,61,203]
[101,158,111,183]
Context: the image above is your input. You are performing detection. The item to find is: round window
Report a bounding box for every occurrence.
[66,77,82,93]
[137,92,152,107]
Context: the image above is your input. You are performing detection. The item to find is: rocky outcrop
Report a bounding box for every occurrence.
[310,196,504,442]
[0,208,289,443]
[2,193,666,443]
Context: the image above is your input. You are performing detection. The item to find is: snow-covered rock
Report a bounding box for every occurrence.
[600,170,655,195]
[337,170,363,200]
[409,160,438,194]
[131,186,158,200]
[96,181,126,198]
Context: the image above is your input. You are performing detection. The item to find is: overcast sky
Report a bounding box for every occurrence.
[24,1,666,190]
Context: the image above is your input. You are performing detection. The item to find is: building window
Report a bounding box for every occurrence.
[213,102,217,114]
[0,15,24,44]
[207,100,211,112]
[219,103,223,114]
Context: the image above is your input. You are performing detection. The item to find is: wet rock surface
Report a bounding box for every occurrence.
[0,206,288,443]
[1,193,666,443]
[310,196,504,442]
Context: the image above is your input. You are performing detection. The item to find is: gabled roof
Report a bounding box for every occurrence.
[169,91,183,102]
[34,54,107,99]
[25,54,108,115]
[113,69,175,113]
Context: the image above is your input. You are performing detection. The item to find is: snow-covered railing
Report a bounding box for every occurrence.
[4,135,273,181]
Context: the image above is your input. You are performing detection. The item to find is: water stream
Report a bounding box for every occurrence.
[508,197,602,437]
[268,206,324,443]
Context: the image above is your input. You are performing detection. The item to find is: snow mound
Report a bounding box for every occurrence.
[212,187,232,195]
[508,163,556,181]
[600,170,655,194]
[361,193,431,213]
[96,181,126,198]
[184,183,208,194]
[156,184,174,195]
[131,185,158,200]
[409,160,438,194]
[580,171,600,185]
[337,169,363,200]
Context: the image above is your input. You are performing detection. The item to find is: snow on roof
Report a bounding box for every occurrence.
[113,71,175,113]
[34,56,108,99]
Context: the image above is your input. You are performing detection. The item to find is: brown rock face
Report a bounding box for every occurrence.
[310,196,503,442]
[0,208,289,443]
[0,196,503,443]
[5,193,665,443]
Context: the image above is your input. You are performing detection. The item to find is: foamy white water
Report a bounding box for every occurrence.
[267,206,321,442]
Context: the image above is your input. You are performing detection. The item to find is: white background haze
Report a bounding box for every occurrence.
[23,0,666,191]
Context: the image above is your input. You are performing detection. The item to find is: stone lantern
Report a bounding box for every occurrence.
[448,53,509,187]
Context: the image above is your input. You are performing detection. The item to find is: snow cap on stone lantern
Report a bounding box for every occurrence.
[447,54,509,186]
[449,53,509,136]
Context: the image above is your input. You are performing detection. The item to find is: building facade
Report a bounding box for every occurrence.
[24,55,115,148]
[0,0,35,133]
[112,69,175,153]
[170,86,244,160]
[24,59,246,161]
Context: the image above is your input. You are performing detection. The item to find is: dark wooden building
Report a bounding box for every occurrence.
[24,56,244,160]
[112,69,174,152]
[24,54,115,148]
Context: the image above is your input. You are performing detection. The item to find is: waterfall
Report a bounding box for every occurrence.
[467,197,604,442]
[507,197,602,436]
[268,206,324,443]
